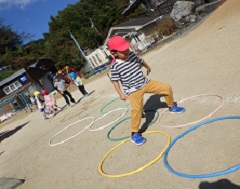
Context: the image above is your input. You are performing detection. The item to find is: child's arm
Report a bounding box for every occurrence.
[112,81,128,100]
[142,60,151,75]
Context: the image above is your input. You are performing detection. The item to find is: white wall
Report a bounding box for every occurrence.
[86,49,109,68]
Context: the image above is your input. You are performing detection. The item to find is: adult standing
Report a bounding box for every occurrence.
[53,76,76,107]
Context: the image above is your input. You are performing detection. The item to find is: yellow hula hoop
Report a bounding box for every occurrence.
[98,131,171,178]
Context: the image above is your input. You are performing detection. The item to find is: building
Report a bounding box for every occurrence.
[102,15,164,53]
[85,48,110,72]
[0,58,57,120]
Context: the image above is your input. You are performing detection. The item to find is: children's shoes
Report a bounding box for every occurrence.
[131,133,146,146]
[169,106,185,113]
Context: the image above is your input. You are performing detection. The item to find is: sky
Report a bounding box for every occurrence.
[0,0,80,42]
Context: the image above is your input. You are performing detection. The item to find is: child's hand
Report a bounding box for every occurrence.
[147,67,151,75]
[120,94,128,100]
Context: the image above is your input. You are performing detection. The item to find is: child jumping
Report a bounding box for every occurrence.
[34,91,49,120]
[69,72,89,97]
[53,76,76,107]
[107,36,185,146]
[42,90,62,115]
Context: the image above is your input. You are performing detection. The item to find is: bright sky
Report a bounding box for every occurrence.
[0,0,80,42]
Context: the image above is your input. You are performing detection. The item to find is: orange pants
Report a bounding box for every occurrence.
[128,80,174,132]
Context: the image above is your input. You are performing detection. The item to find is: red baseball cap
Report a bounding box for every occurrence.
[107,36,131,51]
[42,90,48,95]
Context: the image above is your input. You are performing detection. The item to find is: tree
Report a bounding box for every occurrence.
[0,0,150,73]
[0,19,22,55]
[0,70,15,82]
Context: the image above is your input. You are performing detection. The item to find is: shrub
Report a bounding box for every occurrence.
[156,15,175,37]
[0,70,15,81]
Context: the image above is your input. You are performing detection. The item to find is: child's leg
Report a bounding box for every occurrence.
[28,105,33,112]
[40,108,47,119]
[129,89,145,133]
[78,85,86,95]
[64,90,76,103]
[50,106,55,112]
[62,92,70,105]
[81,85,88,95]
[54,104,62,110]
[143,80,174,107]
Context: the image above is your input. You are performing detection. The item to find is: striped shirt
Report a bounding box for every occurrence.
[110,52,149,95]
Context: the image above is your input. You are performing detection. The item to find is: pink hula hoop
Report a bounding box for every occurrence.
[158,94,224,128]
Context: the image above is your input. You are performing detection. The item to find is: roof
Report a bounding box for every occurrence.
[103,15,163,50]
[29,63,37,68]
[0,69,26,87]
[116,16,160,27]
[0,59,55,87]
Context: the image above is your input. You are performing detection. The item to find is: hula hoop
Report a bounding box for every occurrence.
[107,110,159,141]
[49,117,95,147]
[164,116,240,178]
[99,130,171,178]
[159,94,224,128]
[100,97,130,114]
[89,108,128,132]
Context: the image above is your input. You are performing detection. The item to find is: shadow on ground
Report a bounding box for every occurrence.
[77,90,95,103]
[0,177,25,189]
[139,94,169,133]
[0,121,30,143]
[199,179,240,189]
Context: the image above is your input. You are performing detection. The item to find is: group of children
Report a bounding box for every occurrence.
[34,36,185,146]
[35,71,89,120]
[34,90,60,120]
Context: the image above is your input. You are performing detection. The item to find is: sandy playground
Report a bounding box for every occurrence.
[0,0,240,188]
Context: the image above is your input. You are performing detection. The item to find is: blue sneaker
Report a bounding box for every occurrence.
[50,111,55,115]
[84,94,90,97]
[131,133,147,146]
[44,118,49,120]
[169,106,185,113]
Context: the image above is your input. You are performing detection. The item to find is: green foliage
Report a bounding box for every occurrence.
[0,19,22,56]
[0,0,149,72]
[0,70,15,81]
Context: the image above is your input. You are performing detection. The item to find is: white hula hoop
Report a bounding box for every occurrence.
[159,94,224,128]
[49,117,95,147]
[89,108,128,132]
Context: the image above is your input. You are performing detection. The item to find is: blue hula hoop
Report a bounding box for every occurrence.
[164,116,240,179]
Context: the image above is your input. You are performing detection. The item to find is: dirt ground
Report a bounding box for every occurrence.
[0,0,240,188]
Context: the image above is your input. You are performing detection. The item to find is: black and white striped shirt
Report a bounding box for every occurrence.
[110,52,149,95]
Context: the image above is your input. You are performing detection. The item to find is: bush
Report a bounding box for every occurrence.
[0,70,15,81]
[156,15,175,37]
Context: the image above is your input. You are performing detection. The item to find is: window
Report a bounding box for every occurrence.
[3,80,22,95]
[3,87,11,94]
[14,81,22,88]
[10,84,16,91]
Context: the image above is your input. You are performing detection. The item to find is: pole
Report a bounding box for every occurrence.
[0,107,8,119]
[89,18,99,34]
[68,30,94,71]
